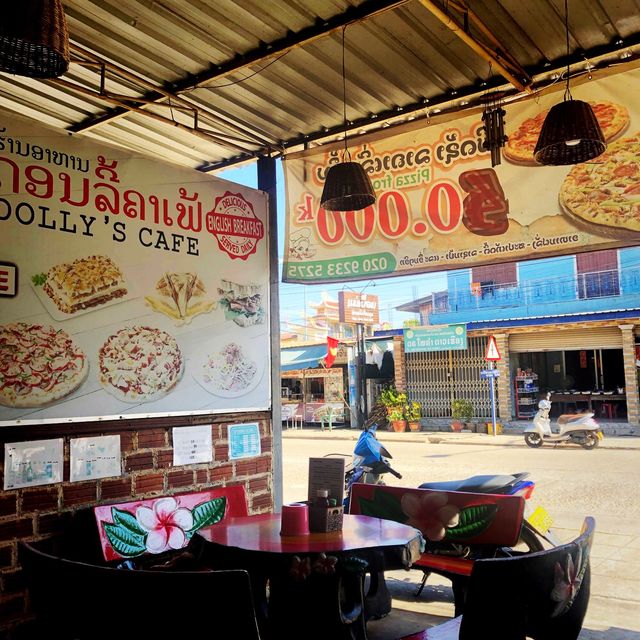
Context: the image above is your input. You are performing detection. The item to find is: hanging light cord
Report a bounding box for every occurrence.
[564,0,572,101]
[342,25,351,161]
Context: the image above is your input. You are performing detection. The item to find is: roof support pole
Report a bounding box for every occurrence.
[258,155,283,510]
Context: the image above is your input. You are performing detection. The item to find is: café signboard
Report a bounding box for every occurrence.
[283,65,640,284]
[338,291,380,325]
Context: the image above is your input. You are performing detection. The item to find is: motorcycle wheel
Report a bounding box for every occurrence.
[524,433,543,448]
[580,433,599,450]
[519,522,545,552]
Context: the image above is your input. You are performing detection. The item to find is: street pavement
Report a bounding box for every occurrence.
[282,427,640,639]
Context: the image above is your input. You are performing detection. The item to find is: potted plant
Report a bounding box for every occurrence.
[379,386,407,414]
[404,401,422,432]
[451,399,473,432]
[388,407,406,432]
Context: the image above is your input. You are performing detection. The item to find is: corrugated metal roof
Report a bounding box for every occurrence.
[1,0,639,171]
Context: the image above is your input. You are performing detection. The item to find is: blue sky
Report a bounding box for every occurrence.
[217,160,448,332]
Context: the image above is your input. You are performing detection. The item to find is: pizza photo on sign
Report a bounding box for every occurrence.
[194,340,264,398]
[31,254,130,320]
[559,132,640,238]
[0,323,88,408]
[98,326,184,403]
[504,101,630,165]
[144,272,216,325]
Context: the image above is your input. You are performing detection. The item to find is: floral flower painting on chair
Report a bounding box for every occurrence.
[94,489,244,561]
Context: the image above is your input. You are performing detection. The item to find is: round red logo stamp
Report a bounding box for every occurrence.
[206,192,265,260]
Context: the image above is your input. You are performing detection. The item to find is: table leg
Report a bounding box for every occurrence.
[364,569,392,620]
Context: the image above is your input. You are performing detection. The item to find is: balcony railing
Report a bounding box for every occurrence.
[434,266,640,315]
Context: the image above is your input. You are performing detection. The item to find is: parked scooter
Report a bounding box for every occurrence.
[524,392,604,449]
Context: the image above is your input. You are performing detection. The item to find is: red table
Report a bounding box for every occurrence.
[198,513,423,640]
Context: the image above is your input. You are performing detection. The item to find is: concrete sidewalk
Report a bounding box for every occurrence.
[282,425,640,451]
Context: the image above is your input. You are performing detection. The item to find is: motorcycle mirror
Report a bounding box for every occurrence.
[379,444,393,459]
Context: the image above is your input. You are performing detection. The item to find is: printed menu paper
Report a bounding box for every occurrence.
[172,425,213,466]
[307,457,345,504]
[228,422,261,460]
[70,435,121,482]
[4,438,64,489]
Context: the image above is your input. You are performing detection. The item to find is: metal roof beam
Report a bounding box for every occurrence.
[417,0,533,93]
[68,0,412,136]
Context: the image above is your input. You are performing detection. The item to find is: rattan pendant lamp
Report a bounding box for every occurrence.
[534,0,605,165]
[320,27,376,212]
[0,0,69,79]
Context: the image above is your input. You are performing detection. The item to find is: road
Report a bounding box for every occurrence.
[282,433,640,638]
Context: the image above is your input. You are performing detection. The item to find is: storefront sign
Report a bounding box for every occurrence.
[283,65,640,284]
[404,324,467,353]
[0,114,270,425]
[338,291,380,324]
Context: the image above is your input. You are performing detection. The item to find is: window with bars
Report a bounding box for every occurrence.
[576,250,620,299]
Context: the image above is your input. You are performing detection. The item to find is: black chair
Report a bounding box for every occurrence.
[19,538,263,639]
[400,516,595,640]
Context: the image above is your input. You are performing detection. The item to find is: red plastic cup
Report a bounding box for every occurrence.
[280,503,309,536]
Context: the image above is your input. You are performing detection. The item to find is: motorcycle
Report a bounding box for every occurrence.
[524,392,604,449]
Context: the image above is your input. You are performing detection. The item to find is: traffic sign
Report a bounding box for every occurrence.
[485,335,501,361]
[480,369,500,379]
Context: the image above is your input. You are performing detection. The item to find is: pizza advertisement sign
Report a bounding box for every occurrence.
[0,113,271,425]
[283,63,640,284]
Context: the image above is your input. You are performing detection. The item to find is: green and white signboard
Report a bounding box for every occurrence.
[404,324,467,353]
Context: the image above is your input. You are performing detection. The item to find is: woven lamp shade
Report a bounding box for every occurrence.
[534,99,605,166]
[320,161,376,211]
[0,0,70,78]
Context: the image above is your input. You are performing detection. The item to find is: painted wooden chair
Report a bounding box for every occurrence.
[19,537,263,639]
[399,517,595,640]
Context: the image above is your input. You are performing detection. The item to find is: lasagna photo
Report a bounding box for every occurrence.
[32,255,128,318]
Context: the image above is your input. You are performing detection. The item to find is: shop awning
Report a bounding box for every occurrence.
[281,345,328,373]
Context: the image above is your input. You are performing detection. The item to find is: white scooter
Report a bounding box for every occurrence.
[524,392,603,449]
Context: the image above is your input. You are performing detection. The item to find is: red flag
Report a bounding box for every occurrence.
[324,336,339,368]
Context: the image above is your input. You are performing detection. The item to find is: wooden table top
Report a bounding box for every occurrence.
[197,513,423,559]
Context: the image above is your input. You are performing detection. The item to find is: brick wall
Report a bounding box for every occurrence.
[0,412,273,636]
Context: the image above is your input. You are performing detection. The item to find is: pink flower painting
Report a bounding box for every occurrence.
[551,547,587,617]
[136,497,194,554]
[401,491,460,541]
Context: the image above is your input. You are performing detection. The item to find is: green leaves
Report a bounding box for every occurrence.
[104,507,147,557]
[187,497,226,533]
[356,489,406,523]
[31,273,47,286]
[445,504,498,541]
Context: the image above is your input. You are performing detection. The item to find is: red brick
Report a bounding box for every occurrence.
[37,513,66,536]
[0,496,17,518]
[119,431,135,452]
[249,477,269,493]
[156,450,174,469]
[260,436,272,453]
[210,424,223,441]
[101,478,132,501]
[0,546,13,570]
[167,470,193,489]
[214,444,229,461]
[62,483,97,507]
[1,568,25,594]
[0,594,25,622]
[195,470,208,485]
[137,429,166,450]
[210,464,233,482]
[135,473,164,495]
[125,452,154,472]
[0,520,32,543]
[251,493,272,511]
[21,488,59,513]
[235,459,258,476]
[256,457,271,474]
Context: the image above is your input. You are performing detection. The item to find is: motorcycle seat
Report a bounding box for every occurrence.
[558,412,595,424]
[419,474,519,493]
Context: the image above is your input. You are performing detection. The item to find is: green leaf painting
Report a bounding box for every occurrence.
[356,489,407,523]
[187,497,227,533]
[445,504,498,541]
[103,522,147,558]
[112,507,147,537]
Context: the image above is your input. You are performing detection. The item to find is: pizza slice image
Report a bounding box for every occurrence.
[504,101,630,165]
